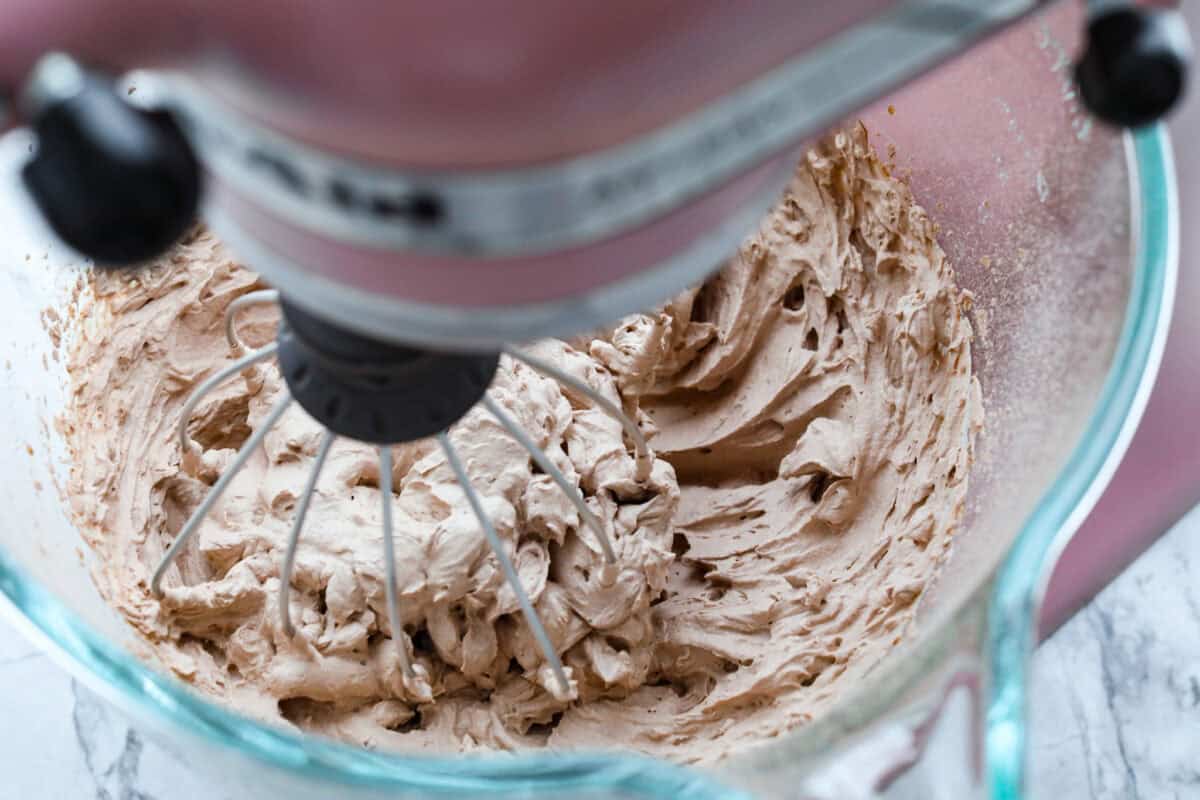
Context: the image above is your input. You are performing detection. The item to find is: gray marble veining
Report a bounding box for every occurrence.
[0,640,230,800]
[1029,506,1200,800]
[3,506,1200,799]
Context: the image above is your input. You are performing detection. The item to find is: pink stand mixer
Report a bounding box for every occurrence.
[0,1,1190,798]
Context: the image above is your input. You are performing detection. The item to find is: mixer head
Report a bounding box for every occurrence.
[5,0,1192,701]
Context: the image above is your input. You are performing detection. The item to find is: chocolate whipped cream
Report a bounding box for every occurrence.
[61,124,982,762]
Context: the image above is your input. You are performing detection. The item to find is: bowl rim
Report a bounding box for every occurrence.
[984,126,1179,798]
[0,124,1177,798]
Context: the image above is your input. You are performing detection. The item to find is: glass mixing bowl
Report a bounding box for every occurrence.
[0,4,1178,798]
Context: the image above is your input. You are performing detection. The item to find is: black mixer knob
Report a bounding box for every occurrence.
[21,54,201,265]
[1076,6,1191,129]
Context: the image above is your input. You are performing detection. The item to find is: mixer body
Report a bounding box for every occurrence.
[12,0,1074,351]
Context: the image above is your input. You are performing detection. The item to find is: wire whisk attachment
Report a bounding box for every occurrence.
[151,293,653,701]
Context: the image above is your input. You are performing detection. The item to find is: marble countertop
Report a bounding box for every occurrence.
[1028,508,1200,800]
[4,507,1199,799]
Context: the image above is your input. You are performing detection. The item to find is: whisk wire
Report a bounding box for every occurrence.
[163,298,629,699]
[379,446,416,680]
[279,429,336,637]
[178,342,279,455]
[504,347,651,476]
[153,393,293,595]
[481,394,616,564]
[225,289,281,350]
[437,432,572,697]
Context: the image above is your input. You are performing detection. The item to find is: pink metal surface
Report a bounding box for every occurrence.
[0,1,893,166]
[1040,2,1200,636]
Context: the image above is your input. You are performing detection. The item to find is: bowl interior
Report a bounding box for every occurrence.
[862,0,1132,634]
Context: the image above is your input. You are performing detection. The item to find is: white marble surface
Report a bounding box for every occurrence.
[3,509,1199,799]
[1029,506,1200,800]
[0,624,235,800]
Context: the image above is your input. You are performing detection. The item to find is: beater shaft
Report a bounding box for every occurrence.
[279,428,335,636]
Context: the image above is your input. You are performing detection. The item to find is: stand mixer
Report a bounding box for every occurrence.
[0,1,1191,798]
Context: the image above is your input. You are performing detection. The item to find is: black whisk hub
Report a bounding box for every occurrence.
[276,299,499,444]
